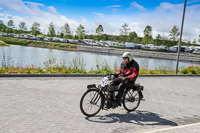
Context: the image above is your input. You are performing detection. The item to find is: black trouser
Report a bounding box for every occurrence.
[111,79,143,103]
[116,83,127,103]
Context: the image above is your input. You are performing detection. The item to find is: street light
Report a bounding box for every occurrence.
[176,0,187,74]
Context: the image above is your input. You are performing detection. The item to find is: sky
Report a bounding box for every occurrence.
[0,0,200,41]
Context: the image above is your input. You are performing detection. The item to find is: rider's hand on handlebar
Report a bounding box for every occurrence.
[113,74,118,78]
[122,76,130,84]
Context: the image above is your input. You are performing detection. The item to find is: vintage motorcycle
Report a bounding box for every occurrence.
[80,74,144,117]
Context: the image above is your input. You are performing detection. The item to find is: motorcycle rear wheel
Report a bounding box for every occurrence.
[123,88,141,112]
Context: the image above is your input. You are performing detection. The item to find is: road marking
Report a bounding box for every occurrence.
[140,122,200,133]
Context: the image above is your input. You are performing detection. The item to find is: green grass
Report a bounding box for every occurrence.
[0,40,10,46]
[1,58,199,75]
[0,36,77,49]
[1,66,200,75]
[0,36,31,46]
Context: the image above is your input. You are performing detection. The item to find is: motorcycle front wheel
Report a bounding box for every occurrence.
[122,88,141,112]
[80,89,103,117]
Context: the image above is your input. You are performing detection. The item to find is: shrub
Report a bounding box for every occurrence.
[180,66,200,75]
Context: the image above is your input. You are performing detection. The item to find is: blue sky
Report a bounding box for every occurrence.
[0,0,200,41]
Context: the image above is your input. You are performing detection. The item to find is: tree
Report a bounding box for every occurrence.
[60,32,64,38]
[169,25,180,42]
[142,25,153,44]
[0,20,5,32]
[47,22,56,37]
[0,20,3,25]
[63,23,71,35]
[6,20,15,33]
[154,34,162,46]
[62,23,71,39]
[7,20,14,28]
[120,23,130,43]
[186,40,191,46]
[96,25,104,35]
[18,22,27,34]
[192,39,196,45]
[144,25,152,36]
[120,23,130,36]
[31,22,40,36]
[95,25,104,41]
[198,34,200,43]
[101,34,109,41]
[128,31,138,43]
[76,24,85,40]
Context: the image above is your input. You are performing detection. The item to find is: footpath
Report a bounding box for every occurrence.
[0,76,200,133]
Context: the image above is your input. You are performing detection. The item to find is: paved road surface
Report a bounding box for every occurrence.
[0,77,200,133]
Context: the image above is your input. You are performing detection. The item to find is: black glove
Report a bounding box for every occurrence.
[113,74,118,78]
[122,76,130,84]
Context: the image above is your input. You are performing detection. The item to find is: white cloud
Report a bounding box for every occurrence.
[0,0,121,35]
[115,2,200,40]
[149,2,200,40]
[48,6,58,15]
[0,0,32,15]
[94,19,120,35]
[0,0,80,34]
[112,8,118,13]
[129,22,145,37]
[131,1,145,11]
[93,12,104,17]
[105,5,121,13]
[0,0,199,41]
[106,5,121,8]
[24,1,44,7]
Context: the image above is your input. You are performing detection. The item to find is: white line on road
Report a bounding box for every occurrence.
[139,122,200,133]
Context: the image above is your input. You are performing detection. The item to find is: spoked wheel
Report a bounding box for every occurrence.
[123,88,141,112]
[80,89,103,117]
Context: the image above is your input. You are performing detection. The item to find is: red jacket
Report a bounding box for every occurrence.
[116,59,139,82]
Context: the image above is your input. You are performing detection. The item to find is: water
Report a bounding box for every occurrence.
[0,45,199,71]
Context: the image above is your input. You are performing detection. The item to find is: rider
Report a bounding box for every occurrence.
[111,52,143,107]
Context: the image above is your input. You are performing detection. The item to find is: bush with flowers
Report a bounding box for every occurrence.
[180,66,200,75]
[0,56,199,75]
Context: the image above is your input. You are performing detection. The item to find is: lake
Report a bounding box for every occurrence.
[0,45,199,71]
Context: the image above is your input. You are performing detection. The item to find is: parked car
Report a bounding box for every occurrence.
[135,44,144,49]
[66,39,74,43]
[13,34,19,38]
[192,51,200,54]
[36,36,44,41]
[158,45,168,50]
[192,46,200,54]
[0,33,8,36]
[168,46,178,52]
[145,44,155,49]
[44,37,53,41]
[125,42,136,49]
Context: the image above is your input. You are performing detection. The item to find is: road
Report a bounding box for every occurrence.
[0,76,200,133]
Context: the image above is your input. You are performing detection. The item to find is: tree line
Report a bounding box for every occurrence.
[0,19,200,47]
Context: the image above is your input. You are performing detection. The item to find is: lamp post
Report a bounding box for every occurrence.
[176,0,187,74]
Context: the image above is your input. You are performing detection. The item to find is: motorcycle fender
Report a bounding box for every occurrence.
[87,84,97,90]
[135,85,144,91]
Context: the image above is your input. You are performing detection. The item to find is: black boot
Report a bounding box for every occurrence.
[111,101,121,108]
[139,91,144,100]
